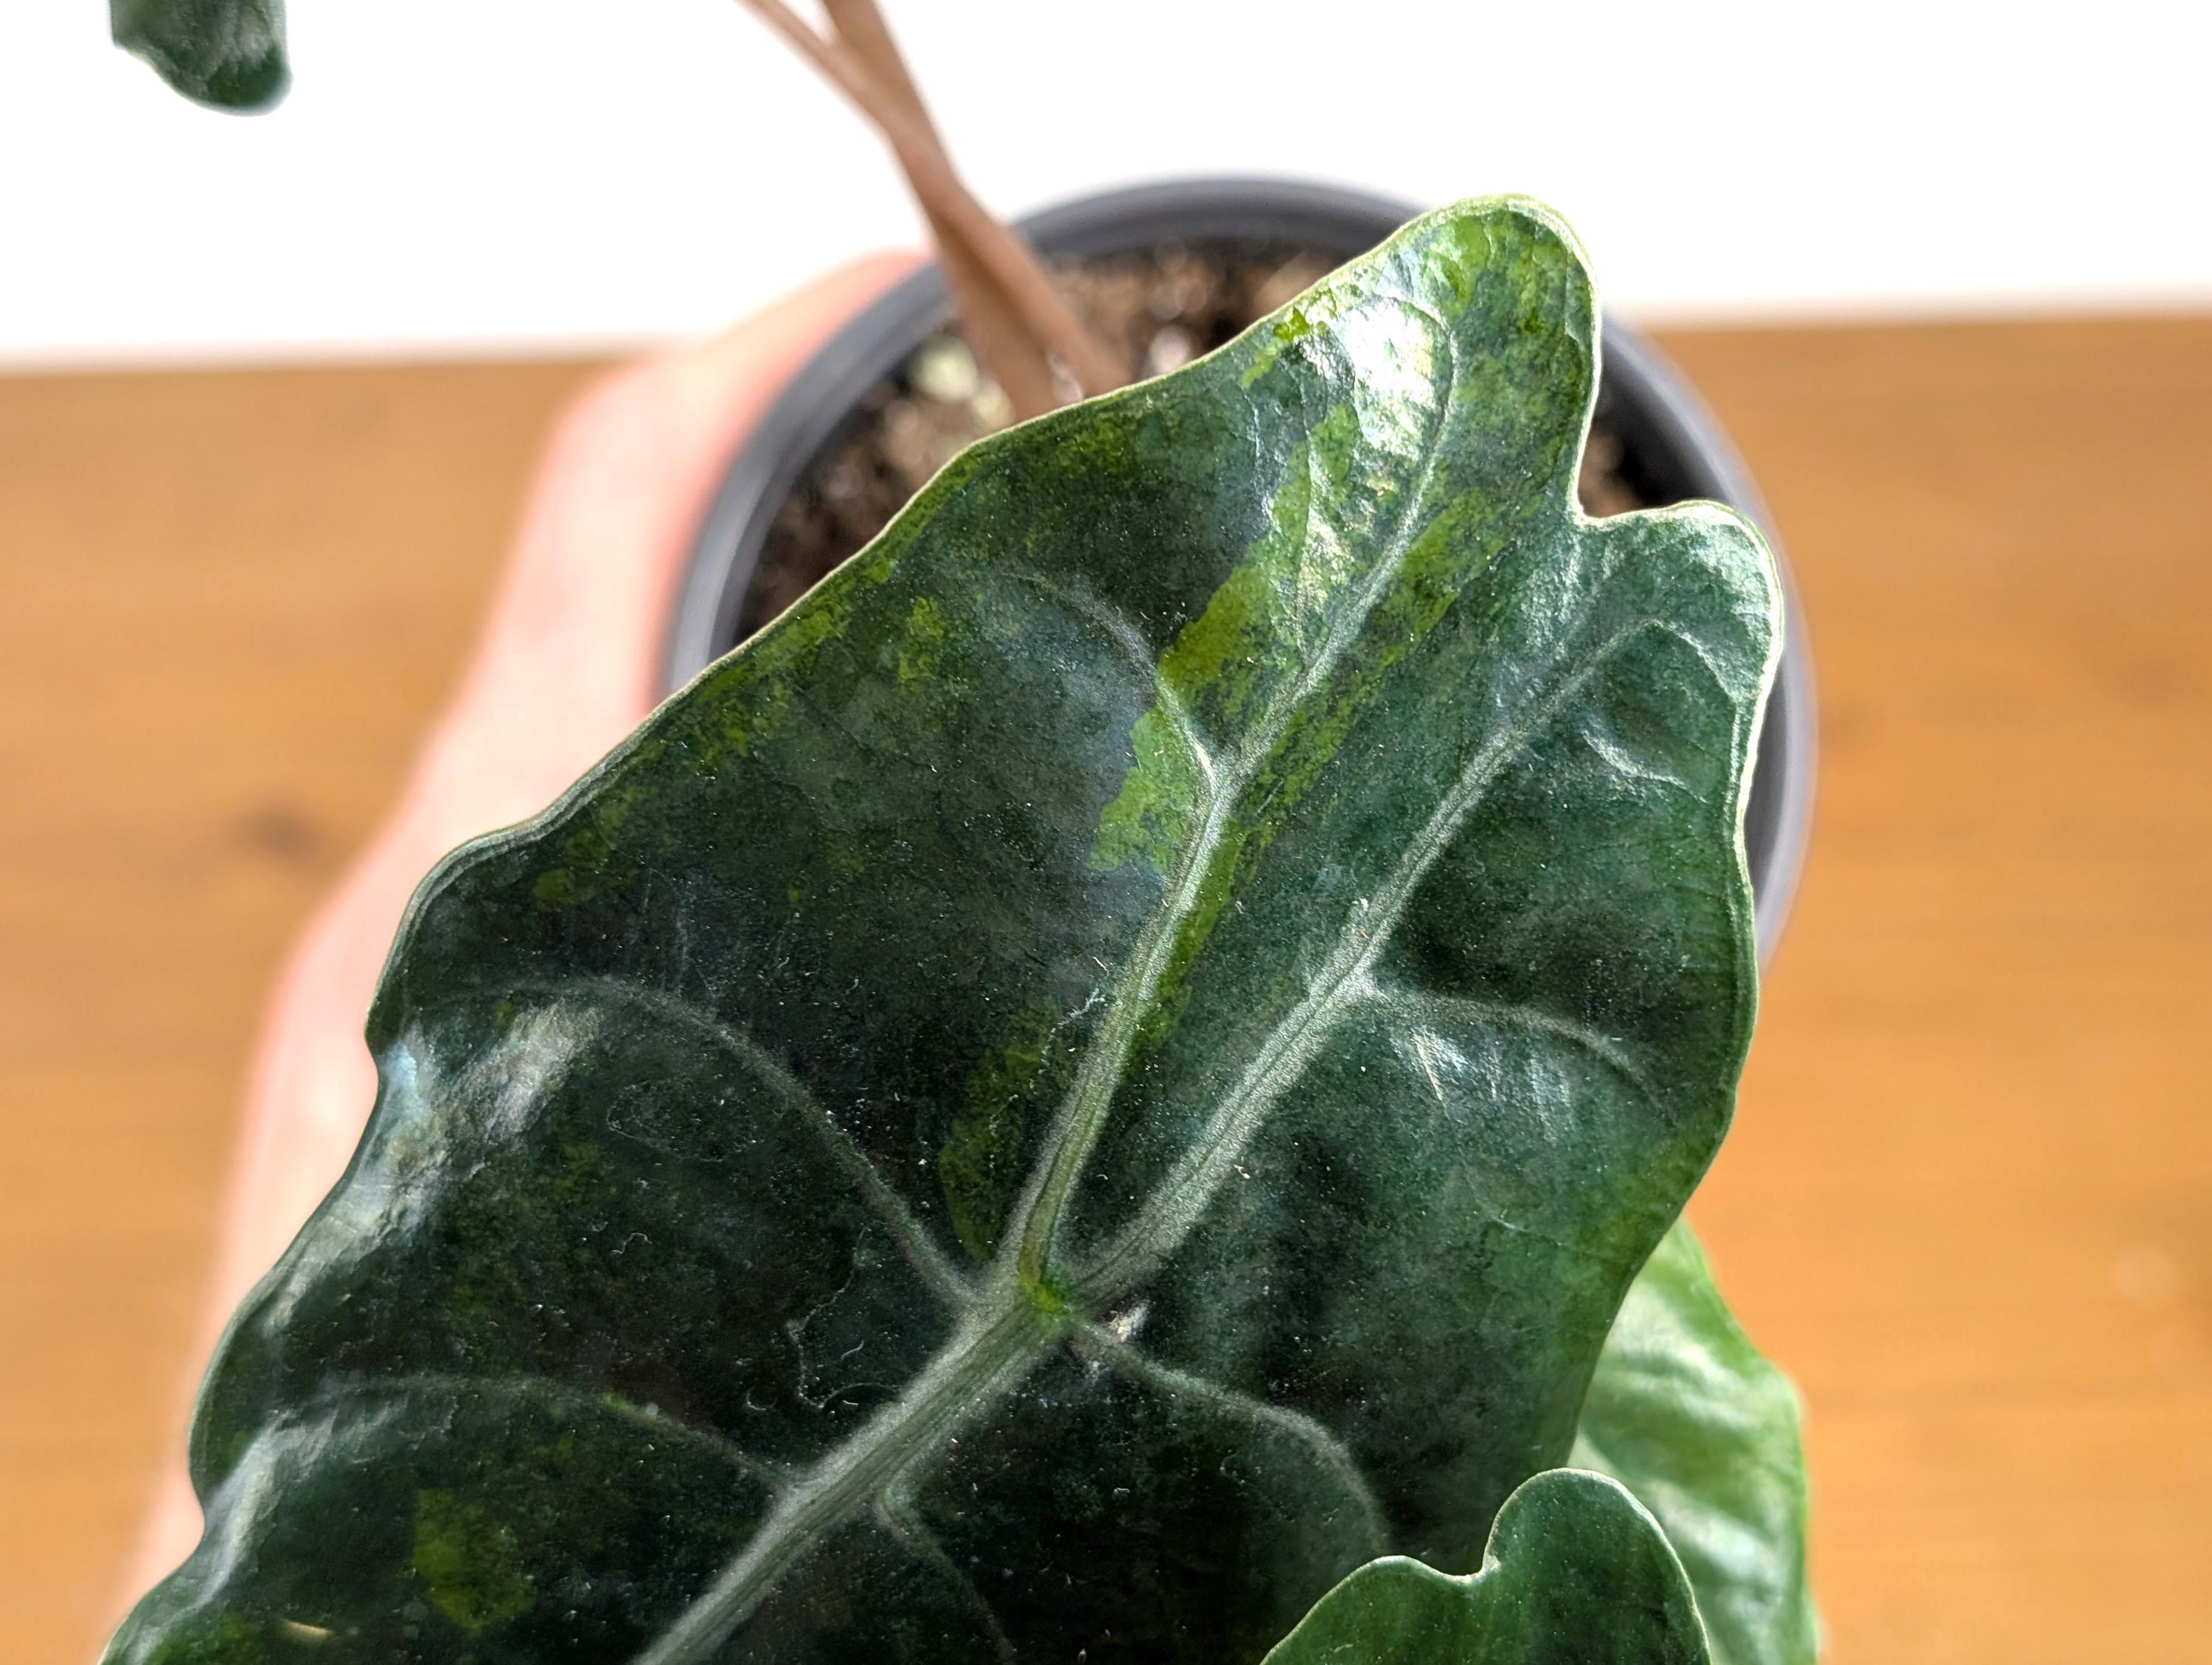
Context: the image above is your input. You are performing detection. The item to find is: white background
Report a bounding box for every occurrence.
[7,1,2209,365]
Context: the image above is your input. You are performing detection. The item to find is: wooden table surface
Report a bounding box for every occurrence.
[4,316,2208,1664]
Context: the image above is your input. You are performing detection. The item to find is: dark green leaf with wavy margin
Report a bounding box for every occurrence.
[111,0,288,110]
[1260,1467,1708,1665]
[1575,1223,1819,1665]
[107,197,1779,1665]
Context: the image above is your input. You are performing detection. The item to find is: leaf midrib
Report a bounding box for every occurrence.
[1008,349,1460,1296]
[635,1296,1053,1665]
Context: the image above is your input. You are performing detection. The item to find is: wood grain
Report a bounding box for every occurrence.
[3,318,2208,1664]
[0,358,607,1661]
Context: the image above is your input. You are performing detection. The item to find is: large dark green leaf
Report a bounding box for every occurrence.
[1574,1223,1819,1665]
[111,0,288,110]
[1260,1467,1708,1665]
[108,198,1779,1665]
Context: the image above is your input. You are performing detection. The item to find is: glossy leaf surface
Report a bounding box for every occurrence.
[1262,1467,1707,1665]
[1575,1223,1819,1665]
[108,198,1778,1665]
[111,0,288,109]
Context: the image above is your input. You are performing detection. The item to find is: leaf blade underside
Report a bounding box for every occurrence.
[1576,1223,1820,1665]
[109,197,1781,1665]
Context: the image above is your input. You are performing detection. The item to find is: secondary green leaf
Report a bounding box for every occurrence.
[1574,1223,1819,1665]
[1261,1467,1708,1665]
[111,0,288,110]
[108,198,1778,1665]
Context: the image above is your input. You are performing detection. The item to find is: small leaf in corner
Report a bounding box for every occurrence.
[111,0,289,111]
[1261,1467,1710,1665]
[1575,1223,1820,1665]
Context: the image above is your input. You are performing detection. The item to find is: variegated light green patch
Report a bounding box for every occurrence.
[1087,431,1323,879]
[1088,701,1207,877]
[897,595,948,685]
[940,998,1064,1260]
[411,1490,534,1633]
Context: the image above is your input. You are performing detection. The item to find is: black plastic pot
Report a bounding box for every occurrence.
[669,178,1815,960]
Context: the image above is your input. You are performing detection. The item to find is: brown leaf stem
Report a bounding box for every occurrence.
[737,0,1124,401]
[820,0,1060,419]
